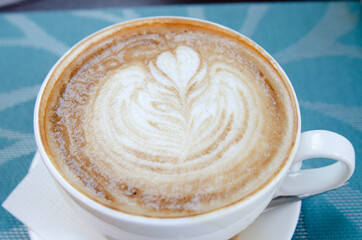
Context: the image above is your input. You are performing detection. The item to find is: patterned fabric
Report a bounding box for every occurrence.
[0,2,361,239]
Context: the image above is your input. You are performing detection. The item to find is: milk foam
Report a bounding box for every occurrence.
[44,21,297,217]
[85,46,260,169]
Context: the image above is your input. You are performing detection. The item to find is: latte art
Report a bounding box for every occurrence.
[86,46,260,170]
[42,19,297,217]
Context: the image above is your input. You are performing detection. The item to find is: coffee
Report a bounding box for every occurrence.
[38,18,298,217]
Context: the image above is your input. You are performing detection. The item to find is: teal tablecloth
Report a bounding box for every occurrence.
[0,1,361,239]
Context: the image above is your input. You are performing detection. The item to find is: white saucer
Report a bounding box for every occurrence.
[28,153,301,240]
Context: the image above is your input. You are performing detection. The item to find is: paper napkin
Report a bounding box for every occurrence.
[2,153,105,240]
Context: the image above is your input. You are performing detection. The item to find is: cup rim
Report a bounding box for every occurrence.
[33,16,302,225]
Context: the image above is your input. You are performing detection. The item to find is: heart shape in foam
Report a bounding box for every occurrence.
[85,46,259,166]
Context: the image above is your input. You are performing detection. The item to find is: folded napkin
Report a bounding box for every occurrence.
[2,153,105,240]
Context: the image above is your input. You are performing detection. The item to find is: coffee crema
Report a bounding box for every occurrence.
[40,18,298,217]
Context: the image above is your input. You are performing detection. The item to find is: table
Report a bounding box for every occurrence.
[0,1,361,239]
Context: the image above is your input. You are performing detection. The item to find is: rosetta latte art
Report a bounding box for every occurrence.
[85,46,261,171]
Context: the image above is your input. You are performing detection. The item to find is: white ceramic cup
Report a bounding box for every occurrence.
[34,17,355,240]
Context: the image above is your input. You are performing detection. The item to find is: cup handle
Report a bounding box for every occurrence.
[276,130,355,197]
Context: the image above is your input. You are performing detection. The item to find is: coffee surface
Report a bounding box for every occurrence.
[42,18,297,217]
